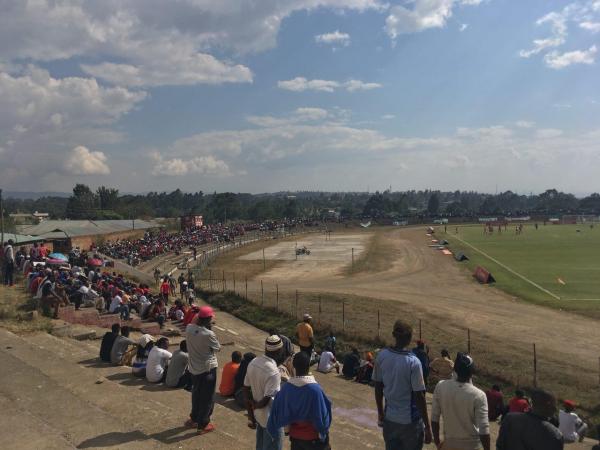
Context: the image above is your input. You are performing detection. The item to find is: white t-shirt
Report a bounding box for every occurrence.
[109,296,122,313]
[559,410,583,442]
[146,347,173,383]
[244,355,281,427]
[317,351,336,373]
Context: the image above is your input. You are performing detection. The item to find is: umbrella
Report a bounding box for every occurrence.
[48,252,69,261]
[46,258,66,266]
[87,258,104,267]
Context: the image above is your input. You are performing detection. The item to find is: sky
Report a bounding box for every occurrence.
[0,0,599,195]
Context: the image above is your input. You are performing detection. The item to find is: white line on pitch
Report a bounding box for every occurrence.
[452,235,562,301]
[564,299,600,302]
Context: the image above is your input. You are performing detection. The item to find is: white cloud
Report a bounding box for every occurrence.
[315,30,351,47]
[246,107,331,127]
[580,21,600,32]
[384,0,483,40]
[520,2,600,67]
[65,146,110,175]
[0,66,144,185]
[544,45,597,69]
[151,152,230,177]
[459,23,468,32]
[516,120,535,128]
[536,128,564,139]
[278,77,382,92]
[382,114,396,120]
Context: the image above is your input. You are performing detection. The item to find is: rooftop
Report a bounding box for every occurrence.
[20,219,162,238]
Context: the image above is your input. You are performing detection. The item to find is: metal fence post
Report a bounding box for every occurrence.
[209,269,213,291]
[533,343,538,387]
[377,310,381,339]
[318,295,322,326]
[261,280,264,306]
[419,319,422,341]
[467,328,471,354]
[233,272,236,293]
[295,290,299,319]
[245,276,248,300]
[222,270,225,292]
[342,302,346,331]
[276,284,279,310]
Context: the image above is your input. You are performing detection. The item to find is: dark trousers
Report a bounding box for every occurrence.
[291,436,330,450]
[177,369,193,390]
[300,345,313,356]
[190,368,217,428]
[3,262,14,286]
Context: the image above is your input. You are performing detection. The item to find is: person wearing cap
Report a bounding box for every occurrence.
[373,319,433,450]
[185,305,220,434]
[497,388,563,450]
[296,314,314,356]
[268,351,332,450]
[244,335,285,450]
[559,400,588,443]
[431,352,490,450]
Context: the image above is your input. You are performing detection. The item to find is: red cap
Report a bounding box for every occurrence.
[564,400,576,408]
[197,306,215,319]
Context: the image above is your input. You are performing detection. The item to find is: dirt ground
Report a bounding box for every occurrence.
[238,227,600,409]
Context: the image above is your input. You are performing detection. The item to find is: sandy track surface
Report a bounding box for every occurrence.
[247,228,600,384]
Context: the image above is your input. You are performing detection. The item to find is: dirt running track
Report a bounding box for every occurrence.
[253,228,600,395]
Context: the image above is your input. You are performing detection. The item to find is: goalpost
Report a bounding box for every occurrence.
[561,214,600,224]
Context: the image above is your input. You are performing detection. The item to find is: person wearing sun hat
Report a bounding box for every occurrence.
[431,352,490,450]
[185,305,220,435]
[559,399,588,443]
[244,335,285,450]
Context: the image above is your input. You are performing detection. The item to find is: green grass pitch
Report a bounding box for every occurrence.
[446,223,600,318]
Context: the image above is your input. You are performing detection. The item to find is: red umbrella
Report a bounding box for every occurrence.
[87,258,103,267]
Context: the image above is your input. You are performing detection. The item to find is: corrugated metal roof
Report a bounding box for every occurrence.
[1,233,45,244]
[21,219,162,237]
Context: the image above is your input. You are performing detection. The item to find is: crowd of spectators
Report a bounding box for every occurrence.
[97,218,321,266]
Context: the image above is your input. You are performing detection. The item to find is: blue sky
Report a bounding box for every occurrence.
[0,0,599,194]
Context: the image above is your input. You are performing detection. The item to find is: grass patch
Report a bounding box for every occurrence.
[446,224,600,319]
[344,229,391,275]
[0,285,53,334]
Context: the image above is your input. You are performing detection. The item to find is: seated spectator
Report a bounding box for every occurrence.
[219,351,242,397]
[509,390,531,413]
[100,323,120,363]
[267,352,332,450]
[39,275,67,318]
[317,348,340,374]
[497,388,563,450]
[109,290,130,321]
[355,352,374,384]
[430,349,454,381]
[146,337,172,383]
[110,326,136,365]
[485,385,505,421]
[234,352,256,408]
[132,334,155,378]
[342,348,361,379]
[168,300,187,321]
[165,340,192,389]
[149,300,167,328]
[559,400,588,443]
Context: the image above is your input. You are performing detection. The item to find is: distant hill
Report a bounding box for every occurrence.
[4,191,70,200]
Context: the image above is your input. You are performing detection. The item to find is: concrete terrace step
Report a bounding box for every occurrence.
[0,329,251,450]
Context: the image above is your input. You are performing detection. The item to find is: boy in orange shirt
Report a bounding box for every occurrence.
[219,351,242,396]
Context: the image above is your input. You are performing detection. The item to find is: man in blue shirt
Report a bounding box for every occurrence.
[373,319,432,450]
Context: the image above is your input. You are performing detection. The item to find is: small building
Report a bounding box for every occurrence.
[181,214,203,229]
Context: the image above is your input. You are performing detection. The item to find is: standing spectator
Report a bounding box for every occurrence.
[160,276,170,303]
[373,320,432,450]
[99,323,120,363]
[509,390,531,413]
[178,273,186,297]
[324,332,336,356]
[219,351,242,397]
[3,239,15,287]
[110,326,135,365]
[485,385,505,422]
[296,314,314,356]
[431,353,490,450]
[559,400,588,443]
[244,335,285,450]
[411,340,430,386]
[430,349,454,381]
[268,352,332,450]
[342,348,361,379]
[234,352,257,408]
[497,388,563,450]
[146,337,172,383]
[166,340,192,389]
[185,306,220,434]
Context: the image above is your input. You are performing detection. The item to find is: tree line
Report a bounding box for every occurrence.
[3,184,600,224]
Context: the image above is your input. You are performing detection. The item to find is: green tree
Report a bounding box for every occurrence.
[66,184,98,219]
[427,193,440,216]
[97,186,119,210]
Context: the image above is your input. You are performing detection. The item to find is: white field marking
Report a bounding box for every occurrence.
[452,234,562,301]
[226,329,239,336]
[214,325,226,331]
[564,299,600,302]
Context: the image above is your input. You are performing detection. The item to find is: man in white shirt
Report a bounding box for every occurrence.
[109,291,130,320]
[431,353,490,450]
[185,306,220,434]
[146,337,172,383]
[317,349,340,374]
[559,400,588,443]
[244,335,285,450]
